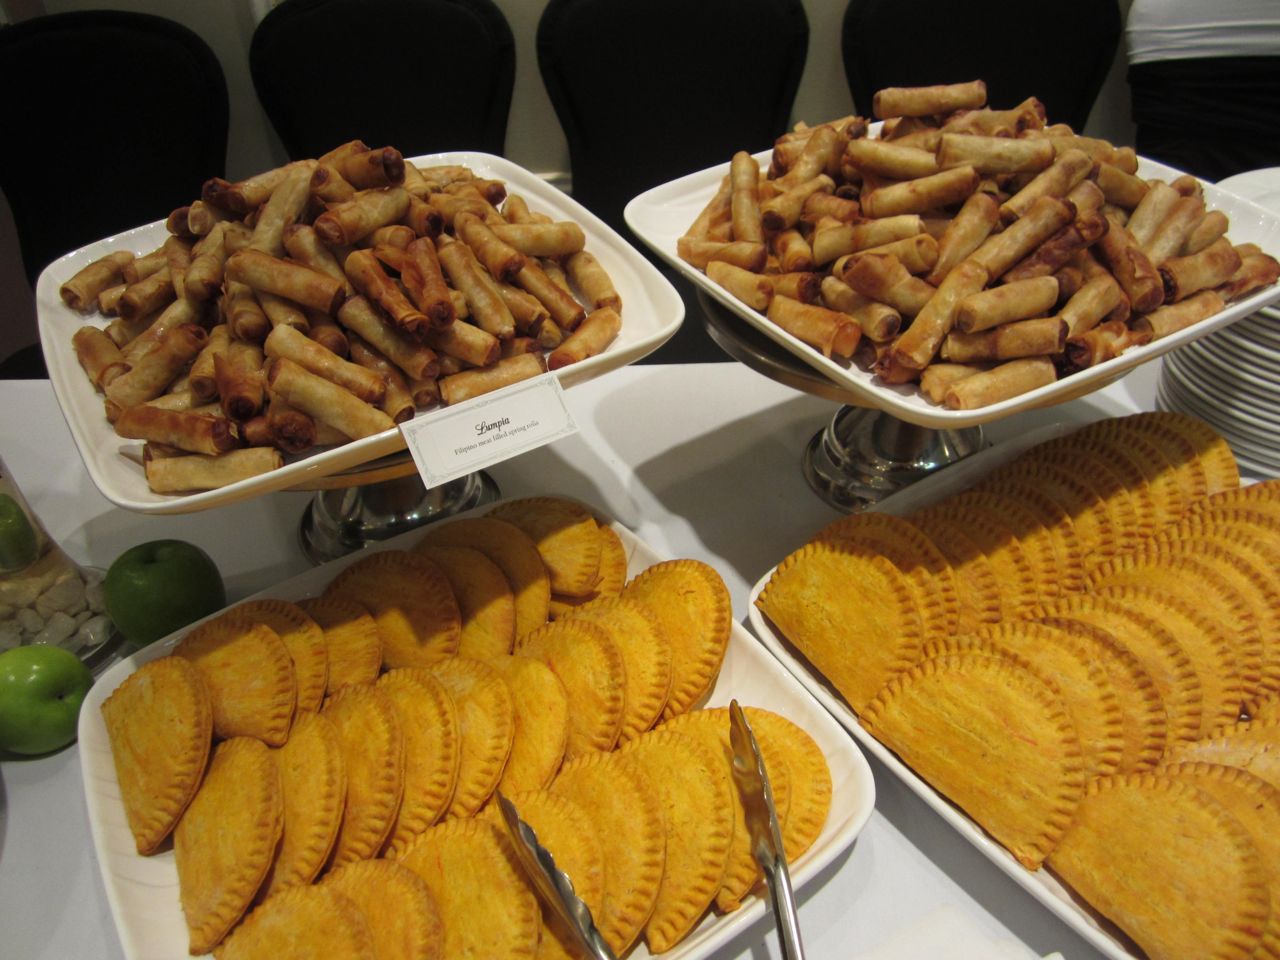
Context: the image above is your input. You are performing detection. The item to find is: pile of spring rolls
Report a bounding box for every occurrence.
[62,142,624,494]
[680,80,1280,411]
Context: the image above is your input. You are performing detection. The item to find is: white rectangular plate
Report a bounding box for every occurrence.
[40,152,684,515]
[744,424,1138,960]
[625,148,1280,429]
[80,498,876,960]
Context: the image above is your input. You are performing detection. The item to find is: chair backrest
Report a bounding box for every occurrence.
[0,11,229,287]
[841,0,1120,132]
[538,0,809,236]
[250,0,515,161]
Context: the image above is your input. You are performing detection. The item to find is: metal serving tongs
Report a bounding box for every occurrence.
[729,699,807,960]
[497,791,619,960]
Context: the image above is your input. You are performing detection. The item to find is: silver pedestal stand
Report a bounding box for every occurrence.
[699,292,984,511]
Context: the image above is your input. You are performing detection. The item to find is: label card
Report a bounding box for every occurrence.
[400,373,578,488]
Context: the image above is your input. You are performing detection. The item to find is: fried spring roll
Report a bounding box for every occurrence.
[842,138,939,179]
[819,276,900,341]
[225,249,345,315]
[1064,179,1107,219]
[840,253,936,317]
[936,134,1054,174]
[1159,237,1243,303]
[313,187,411,246]
[266,357,394,439]
[760,175,834,231]
[515,260,587,331]
[188,323,232,402]
[841,233,939,276]
[1181,210,1230,256]
[118,266,175,321]
[685,175,733,239]
[113,406,238,456]
[955,276,1059,333]
[215,340,266,422]
[926,192,1001,286]
[1134,290,1225,339]
[547,306,622,369]
[676,237,768,272]
[730,153,764,243]
[707,261,773,310]
[360,224,416,250]
[337,296,439,381]
[406,196,444,238]
[496,281,554,337]
[258,290,310,333]
[145,447,282,493]
[439,352,545,405]
[1097,213,1165,313]
[264,323,387,406]
[398,236,456,329]
[183,222,229,301]
[775,125,844,188]
[1125,181,1181,247]
[335,146,405,189]
[225,281,270,343]
[1142,194,1207,266]
[1065,319,1152,368]
[488,222,587,258]
[564,250,621,313]
[941,316,1067,363]
[248,161,317,257]
[773,228,816,273]
[998,148,1094,223]
[186,200,233,236]
[860,165,981,219]
[263,393,316,453]
[812,215,924,266]
[873,80,987,119]
[1219,252,1280,301]
[437,239,516,340]
[1059,275,1124,337]
[891,259,989,369]
[765,295,861,359]
[968,196,1077,280]
[344,248,430,341]
[1002,210,1109,283]
[426,318,502,368]
[802,192,860,224]
[122,247,168,285]
[203,161,310,215]
[919,362,987,404]
[283,223,355,297]
[944,357,1056,409]
[61,251,135,313]
[72,325,130,389]
[104,323,207,410]
[454,211,527,283]
[347,336,414,423]
[1094,164,1149,210]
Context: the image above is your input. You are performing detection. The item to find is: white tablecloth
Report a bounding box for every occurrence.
[0,360,1172,960]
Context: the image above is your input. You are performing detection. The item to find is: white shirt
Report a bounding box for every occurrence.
[1126,0,1280,64]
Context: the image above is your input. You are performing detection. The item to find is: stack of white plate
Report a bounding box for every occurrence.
[1158,168,1280,477]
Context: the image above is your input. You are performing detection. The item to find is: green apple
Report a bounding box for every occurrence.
[103,539,227,649]
[0,644,94,755]
[0,493,39,572]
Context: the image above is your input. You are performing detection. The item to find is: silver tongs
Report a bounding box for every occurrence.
[496,791,618,960]
[730,699,807,960]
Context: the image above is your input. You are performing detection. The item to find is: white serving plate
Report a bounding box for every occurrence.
[79,497,876,960]
[1163,352,1280,429]
[742,424,1148,960]
[39,152,684,515]
[1196,328,1280,379]
[625,147,1280,429]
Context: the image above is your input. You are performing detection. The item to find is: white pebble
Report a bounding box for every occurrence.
[37,574,87,618]
[75,615,113,650]
[17,607,44,635]
[85,576,107,614]
[33,611,77,646]
[0,620,21,651]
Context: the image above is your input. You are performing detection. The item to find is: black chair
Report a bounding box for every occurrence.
[0,10,229,379]
[250,0,515,161]
[841,0,1121,132]
[538,0,809,362]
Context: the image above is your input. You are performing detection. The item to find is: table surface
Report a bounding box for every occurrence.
[0,357,1177,960]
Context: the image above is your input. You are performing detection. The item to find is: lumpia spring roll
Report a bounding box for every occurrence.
[1181,210,1230,256]
[860,165,981,219]
[72,325,130,389]
[248,161,317,257]
[145,447,283,493]
[61,251,135,313]
[439,352,545,406]
[919,362,988,404]
[104,323,207,410]
[204,161,310,215]
[1064,179,1107,219]
[266,357,394,439]
[760,175,834,231]
[264,322,387,407]
[873,80,987,119]
[844,233,938,276]
[771,272,821,303]
[283,223,355,296]
[361,224,416,250]
[765,295,861,359]
[1124,181,1181,247]
[313,186,411,246]
[121,247,167,285]
[113,405,239,456]
[1142,194,1207,266]
[1059,274,1124,337]
[214,340,266,423]
[397,236,455,329]
[117,266,175,322]
[891,259,989,370]
[820,276,900,341]
[335,146,405,189]
[347,336,415,423]
[547,306,622,370]
[183,222,229,302]
[842,138,939,179]
[936,134,1054,175]
[839,253,936,317]
[955,276,1059,333]
[496,281,555,337]
[926,191,1001,285]
[258,290,310,333]
[1096,212,1165,313]
[186,200,233,236]
[565,250,621,312]
[188,323,232,402]
[406,196,444,238]
[437,239,516,340]
[454,211,527,283]
[225,280,270,343]
[1159,237,1243,303]
[676,237,768,272]
[774,125,844,188]
[337,296,440,381]
[1218,252,1280,301]
[706,261,773,311]
[968,196,1077,281]
[998,149,1094,223]
[1133,290,1225,340]
[729,151,764,243]
[1094,164,1149,210]
[515,260,587,332]
[1002,210,1109,283]
[941,316,1067,363]
[1065,319,1152,369]
[264,393,316,453]
[344,248,430,340]
[225,249,345,315]
[426,318,502,368]
[98,283,127,316]
[812,215,923,266]
[488,222,587,259]
[944,356,1056,409]
[773,229,816,273]
[802,191,860,224]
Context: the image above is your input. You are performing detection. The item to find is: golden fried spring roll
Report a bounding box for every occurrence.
[224,280,270,343]
[919,362,987,404]
[860,165,981,219]
[1134,290,1225,339]
[891,259,989,370]
[707,261,773,310]
[500,336,541,358]
[305,312,347,358]
[1064,179,1106,219]
[454,211,527,283]
[406,196,444,238]
[427,190,495,229]
[248,161,316,257]
[439,352,545,406]
[337,296,439,381]
[812,214,924,266]
[264,323,387,406]
[941,316,1067,363]
[183,222,229,302]
[104,323,207,410]
[335,146,405,189]
[944,357,1056,409]
[61,251,135,313]
[873,80,987,119]
[775,125,844,188]
[1159,237,1243,303]
[1002,210,1109,283]
[162,236,193,301]
[258,290,310,333]
[840,253,936,317]
[1094,164,1149,210]
[188,323,232,402]
[842,138,939,179]
[564,250,621,312]
[265,393,316,453]
[118,266,175,321]
[225,249,345,315]
[313,186,411,246]
[215,340,265,423]
[1181,210,1230,256]
[955,276,1059,333]
[820,275,900,341]
[998,148,1094,223]
[968,195,1077,280]
[426,317,502,368]
[104,313,155,348]
[205,161,310,215]
[496,281,554,335]
[502,194,535,224]
[145,447,283,494]
[282,223,355,296]
[1065,319,1152,369]
[773,229,816,273]
[685,174,732,240]
[1142,194,1207,266]
[766,295,861,359]
[121,247,168,285]
[400,236,455,328]
[347,336,414,423]
[266,357,394,439]
[343,248,430,341]
[1059,275,1124,337]
[760,174,834,231]
[926,192,1000,286]
[437,239,516,340]
[515,260,587,331]
[547,306,622,370]
[1219,252,1280,301]
[113,406,238,456]
[802,191,860,224]
[1125,181,1181,247]
[72,325,130,389]
[676,237,768,272]
[938,134,1055,175]
[770,272,821,303]
[488,222,587,259]
[843,233,939,276]
[185,200,232,237]
[97,282,127,316]
[361,224,416,250]
[1097,212,1165,313]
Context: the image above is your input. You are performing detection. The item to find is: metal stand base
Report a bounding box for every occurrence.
[299,470,500,565]
[803,406,984,512]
